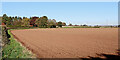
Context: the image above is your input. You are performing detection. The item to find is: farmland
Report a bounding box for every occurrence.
[11,28,118,58]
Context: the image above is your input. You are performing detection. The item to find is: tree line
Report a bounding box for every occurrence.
[2,14,66,28]
[1,14,119,28]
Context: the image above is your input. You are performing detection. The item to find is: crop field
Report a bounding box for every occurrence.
[11,28,118,58]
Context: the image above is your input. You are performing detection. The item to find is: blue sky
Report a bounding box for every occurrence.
[2,2,118,25]
[1,0,119,2]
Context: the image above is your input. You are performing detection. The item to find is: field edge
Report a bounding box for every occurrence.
[2,29,37,59]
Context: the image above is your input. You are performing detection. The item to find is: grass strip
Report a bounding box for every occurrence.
[2,29,35,59]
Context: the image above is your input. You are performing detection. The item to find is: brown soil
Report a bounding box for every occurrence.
[11,28,118,58]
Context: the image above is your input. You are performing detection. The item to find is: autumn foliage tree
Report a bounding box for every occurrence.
[38,16,48,28]
[2,14,66,28]
[30,17,39,27]
[21,18,30,27]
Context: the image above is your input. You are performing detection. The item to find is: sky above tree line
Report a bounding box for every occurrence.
[1,2,118,25]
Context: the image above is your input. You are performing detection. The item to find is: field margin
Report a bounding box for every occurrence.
[2,29,36,59]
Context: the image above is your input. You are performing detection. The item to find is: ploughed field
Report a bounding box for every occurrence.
[11,28,118,58]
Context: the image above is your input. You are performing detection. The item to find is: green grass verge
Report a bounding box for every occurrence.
[2,29,35,58]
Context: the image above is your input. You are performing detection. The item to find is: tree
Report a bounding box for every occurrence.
[82,24,87,26]
[18,17,22,20]
[118,25,120,27]
[68,23,72,26]
[47,19,56,28]
[30,17,39,27]
[2,14,8,24]
[94,25,100,28]
[30,17,32,19]
[57,21,62,27]
[62,22,66,26]
[35,18,41,27]
[74,24,79,26]
[1,14,67,28]
[6,16,13,27]
[13,16,18,26]
[0,17,2,25]
[36,16,48,28]
[42,16,48,28]
[23,17,26,19]
[21,18,30,27]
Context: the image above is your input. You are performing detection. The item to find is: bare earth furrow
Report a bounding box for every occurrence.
[11,28,118,58]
